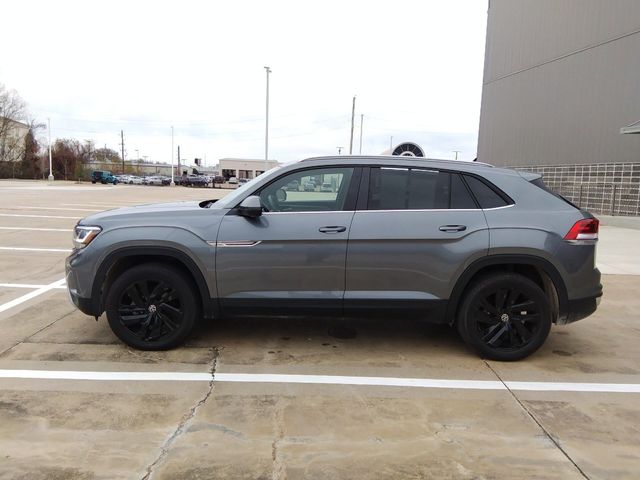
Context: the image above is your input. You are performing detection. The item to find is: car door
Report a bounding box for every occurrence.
[216,166,360,316]
[345,166,489,318]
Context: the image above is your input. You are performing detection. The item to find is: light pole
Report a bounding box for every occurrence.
[170,126,175,186]
[359,114,364,155]
[47,118,54,182]
[337,146,344,155]
[453,150,461,160]
[264,66,271,174]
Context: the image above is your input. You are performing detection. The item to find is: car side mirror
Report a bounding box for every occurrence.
[237,195,263,218]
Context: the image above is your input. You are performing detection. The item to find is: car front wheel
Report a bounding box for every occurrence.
[456,274,552,361]
[105,263,200,350]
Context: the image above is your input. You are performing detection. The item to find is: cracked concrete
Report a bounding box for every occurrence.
[0,182,639,479]
[271,397,287,480]
[141,348,219,480]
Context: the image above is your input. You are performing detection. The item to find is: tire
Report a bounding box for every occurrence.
[105,263,200,350]
[113,180,118,185]
[91,180,96,184]
[456,273,552,361]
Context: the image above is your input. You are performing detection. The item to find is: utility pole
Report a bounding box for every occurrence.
[120,130,125,174]
[359,114,364,155]
[453,150,461,160]
[47,118,54,182]
[264,66,272,174]
[170,126,175,186]
[177,145,181,176]
[349,96,356,154]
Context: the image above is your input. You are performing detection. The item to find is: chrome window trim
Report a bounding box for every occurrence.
[262,210,356,215]
[254,205,516,215]
[357,204,515,213]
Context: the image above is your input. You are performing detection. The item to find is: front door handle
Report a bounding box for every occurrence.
[319,226,347,234]
[439,225,467,232]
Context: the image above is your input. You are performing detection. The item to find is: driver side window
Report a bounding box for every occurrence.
[259,167,354,212]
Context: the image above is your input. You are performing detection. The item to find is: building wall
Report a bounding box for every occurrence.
[478,0,640,168]
[0,118,29,163]
[218,158,279,180]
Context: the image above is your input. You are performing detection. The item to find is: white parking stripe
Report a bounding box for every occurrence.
[0,227,73,232]
[506,381,640,393]
[13,206,103,212]
[0,370,211,382]
[0,370,638,393]
[0,283,66,289]
[0,278,66,314]
[0,247,71,253]
[62,203,135,207]
[0,213,78,219]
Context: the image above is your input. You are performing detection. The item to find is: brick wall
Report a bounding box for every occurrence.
[511,163,640,216]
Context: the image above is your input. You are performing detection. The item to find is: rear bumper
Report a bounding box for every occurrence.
[560,284,603,325]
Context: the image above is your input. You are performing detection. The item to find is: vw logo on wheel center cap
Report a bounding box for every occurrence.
[500,313,509,322]
[148,304,157,313]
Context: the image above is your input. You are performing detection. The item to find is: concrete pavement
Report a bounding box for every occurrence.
[0,179,638,479]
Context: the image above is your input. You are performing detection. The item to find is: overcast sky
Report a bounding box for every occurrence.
[1,0,488,167]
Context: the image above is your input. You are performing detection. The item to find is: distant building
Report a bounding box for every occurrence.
[219,158,279,180]
[478,0,640,216]
[0,117,29,163]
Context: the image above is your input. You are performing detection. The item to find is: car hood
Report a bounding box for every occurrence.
[79,200,222,225]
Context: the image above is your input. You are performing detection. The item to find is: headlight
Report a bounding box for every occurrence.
[73,225,102,249]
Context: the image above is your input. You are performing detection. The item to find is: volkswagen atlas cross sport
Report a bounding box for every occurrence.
[65,156,602,361]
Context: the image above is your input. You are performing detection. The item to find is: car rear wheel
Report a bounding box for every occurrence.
[456,274,552,361]
[105,264,200,350]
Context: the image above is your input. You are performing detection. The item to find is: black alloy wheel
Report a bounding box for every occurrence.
[457,274,552,361]
[105,264,199,350]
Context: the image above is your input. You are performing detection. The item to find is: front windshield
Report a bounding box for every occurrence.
[212,165,284,209]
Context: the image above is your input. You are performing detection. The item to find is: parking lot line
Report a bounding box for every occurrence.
[0,278,66,314]
[0,227,73,232]
[0,283,66,289]
[0,370,639,393]
[0,213,79,219]
[12,206,103,212]
[0,247,71,253]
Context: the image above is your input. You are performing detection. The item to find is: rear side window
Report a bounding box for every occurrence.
[451,174,477,209]
[368,167,449,210]
[530,177,579,209]
[463,175,510,209]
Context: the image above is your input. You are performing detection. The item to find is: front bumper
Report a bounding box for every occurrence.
[65,251,100,317]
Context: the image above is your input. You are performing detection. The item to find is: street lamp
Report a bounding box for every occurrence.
[47,118,54,182]
[170,126,175,186]
[264,66,271,174]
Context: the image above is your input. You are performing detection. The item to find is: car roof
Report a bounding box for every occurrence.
[299,155,494,170]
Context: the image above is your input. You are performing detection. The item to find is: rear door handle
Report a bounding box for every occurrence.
[439,225,467,232]
[319,226,347,234]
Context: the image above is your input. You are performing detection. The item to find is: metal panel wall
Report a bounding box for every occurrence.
[478,0,640,168]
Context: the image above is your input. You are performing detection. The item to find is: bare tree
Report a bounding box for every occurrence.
[0,83,28,164]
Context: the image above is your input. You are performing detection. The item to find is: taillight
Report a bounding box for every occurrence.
[564,218,599,241]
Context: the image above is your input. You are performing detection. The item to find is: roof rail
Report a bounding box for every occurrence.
[300,155,494,167]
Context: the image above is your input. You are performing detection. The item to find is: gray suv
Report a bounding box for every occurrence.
[65,156,602,360]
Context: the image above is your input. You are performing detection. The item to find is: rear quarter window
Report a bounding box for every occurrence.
[463,175,510,209]
[530,177,580,209]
